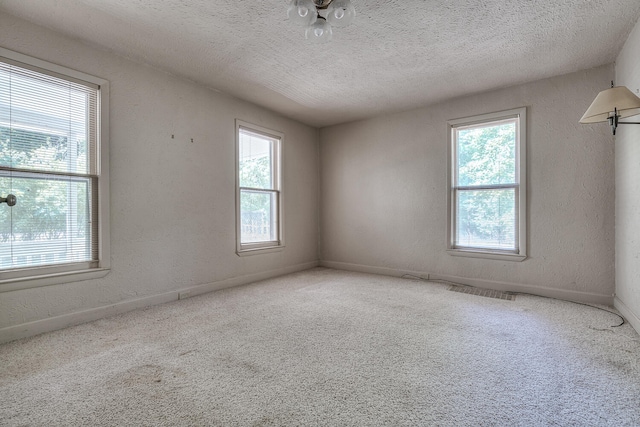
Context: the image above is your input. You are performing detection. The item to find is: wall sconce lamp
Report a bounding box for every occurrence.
[580,82,640,135]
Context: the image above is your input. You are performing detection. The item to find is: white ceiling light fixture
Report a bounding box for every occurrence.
[580,82,640,135]
[287,0,356,43]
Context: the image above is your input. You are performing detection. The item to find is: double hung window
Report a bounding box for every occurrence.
[236,120,283,254]
[448,108,526,261]
[0,48,109,289]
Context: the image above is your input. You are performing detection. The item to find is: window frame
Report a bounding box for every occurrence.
[235,120,284,256]
[447,107,527,262]
[0,47,110,292]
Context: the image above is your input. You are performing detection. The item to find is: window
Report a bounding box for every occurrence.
[447,107,526,261]
[236,120,283,255]
[0,48,110,290]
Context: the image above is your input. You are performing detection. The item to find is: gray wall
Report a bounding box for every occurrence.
[0,13,319,341]
[615,17,640,331]
[320,65,616,303]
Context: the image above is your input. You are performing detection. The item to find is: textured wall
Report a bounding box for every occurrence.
[0,13,319,332]
[615,18,640,329]
[320,65,616,301]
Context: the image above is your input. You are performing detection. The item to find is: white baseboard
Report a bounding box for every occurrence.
[320,260,614,306]
[0,260,318,344]
[614,296,640,335]
[3,259,620,345]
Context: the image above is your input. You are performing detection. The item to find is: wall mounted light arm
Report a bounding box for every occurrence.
[606,108,640,136]
[580,82,640,135]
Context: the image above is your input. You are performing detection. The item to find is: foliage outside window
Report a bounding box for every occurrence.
[236,121,283,254]
[448,108,526,261]
[0,48,109,289]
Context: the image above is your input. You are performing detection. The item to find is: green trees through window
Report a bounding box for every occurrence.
[455,122,517,249]
[449,108,526,257]
[0,126,90,267]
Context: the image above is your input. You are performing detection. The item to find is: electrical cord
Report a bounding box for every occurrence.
[401,274,625,328]
[510,290,625,327]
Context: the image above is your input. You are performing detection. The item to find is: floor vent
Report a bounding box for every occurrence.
[449,285,515,301]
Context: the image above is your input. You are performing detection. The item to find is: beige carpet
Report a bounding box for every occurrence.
[1,268,639,426]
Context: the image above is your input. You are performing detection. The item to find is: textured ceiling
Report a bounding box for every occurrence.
[1,0,640,127]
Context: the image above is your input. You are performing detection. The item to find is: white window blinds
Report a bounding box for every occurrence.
[0,58,100,271]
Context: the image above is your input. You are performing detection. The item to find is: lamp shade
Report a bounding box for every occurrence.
[305,18,333,43]
[287,0,318,27]
[580,86,640,123]
[326,0,356,27]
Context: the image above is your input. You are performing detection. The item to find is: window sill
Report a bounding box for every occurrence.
[447,249,526,262]
[237,245,285,257]
[0,268,111,293]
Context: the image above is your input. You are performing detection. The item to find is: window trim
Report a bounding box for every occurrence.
[0,47,110,292]
[446,107,527,262]
[235,120,284,256]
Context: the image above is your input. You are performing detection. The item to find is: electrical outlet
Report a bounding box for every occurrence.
[178,291,191,300]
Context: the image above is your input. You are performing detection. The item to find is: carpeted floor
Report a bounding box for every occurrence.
[1,268,639,426]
